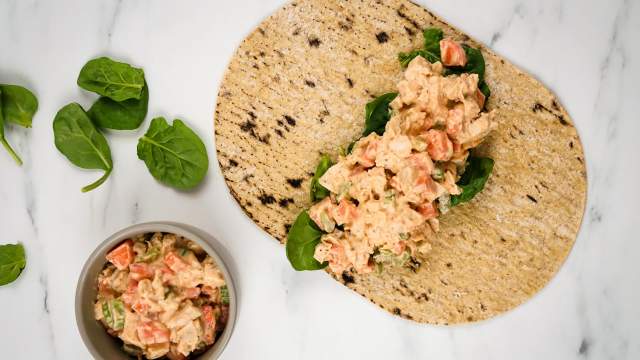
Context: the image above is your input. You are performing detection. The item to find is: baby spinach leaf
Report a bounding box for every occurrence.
[53,103,113,192]
[0,243,26,286]
[0,84,38,128]
[422,27,443,58]
[363,92,398,136]
[286,211,327,271]
[137,117,209,190]
[0,89,22,165]
[310,154,333,202]
[88,82,149,130]
[77,57,145,101]
[398,28,443,67]
[451,156,494,206]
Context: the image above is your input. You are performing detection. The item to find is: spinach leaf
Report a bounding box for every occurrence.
[220,285,230,305]
[451,156,494,206]
[398,28,443,67]
[0,89,22,165]
[422,27,443,58]
[0,84,38,128]
[53,103,113,192]
[286,211,327,271]
[346,140,356,154]
[88,82,149,130]
[0,243,26,286]
[363,92,398,136]
[137,117,209,190]
[77,57,145,101]
[310,154,333,202]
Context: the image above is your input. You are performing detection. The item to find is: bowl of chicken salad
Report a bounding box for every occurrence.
[75,222,237,360]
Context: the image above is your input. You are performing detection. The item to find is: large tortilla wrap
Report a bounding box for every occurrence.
[214,0,587,324]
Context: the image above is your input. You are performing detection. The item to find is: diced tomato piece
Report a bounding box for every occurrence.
[417,202,439,219]
[440,39,467,67]
[201,305,217,345]
[183,287,201,299]
[332,199,358,225]
[163,251,188,272]
[132,301,149,315]
[129,263,154,281]
[106,240,134,270]
[137,321,170,345]
[426,130,453,161]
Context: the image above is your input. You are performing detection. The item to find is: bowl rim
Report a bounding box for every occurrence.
[75,221,237,360]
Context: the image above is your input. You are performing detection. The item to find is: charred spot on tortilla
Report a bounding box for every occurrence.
[396,7,420,30]
[404,26,415,36]
[308,36,321,47]
[284,115,296,126]
[526,194,538,203]
[346,77,354,87]
[229,159,238,167]
[376,31,389,43]
[304,79,316,88]
[393,308,402,315]
[258,194,276,205]
[274,129,284,138]
[286,178,303,188]
[341,272,355,284]
[278,198,294,208]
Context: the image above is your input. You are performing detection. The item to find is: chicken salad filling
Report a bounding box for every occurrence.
[286,28,497,274]
[95,233,229,359]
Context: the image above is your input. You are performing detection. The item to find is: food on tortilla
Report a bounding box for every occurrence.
[95,233,229,359]
[288,31,497,274]
[311,57,496,274]
[214,0,586,324]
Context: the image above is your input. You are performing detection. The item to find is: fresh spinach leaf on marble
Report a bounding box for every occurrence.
[398,28,443,67]
[286,211,327,271]
[0,84,38,128]
[310,154,333,202]
[137,117,209,190]
[0,89,22,165]
[0,243,26,286]
[88,82,149,130]
[451,156,494,206]
[77,57,145,101]
[53,103,113,192]
[363,92,398,136]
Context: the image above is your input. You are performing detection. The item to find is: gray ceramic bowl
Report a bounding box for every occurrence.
[75,222,237,360]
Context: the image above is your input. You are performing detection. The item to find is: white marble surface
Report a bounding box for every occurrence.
[0,0,638,359]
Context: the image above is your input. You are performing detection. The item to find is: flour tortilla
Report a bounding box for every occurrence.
[214,0,586,324]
